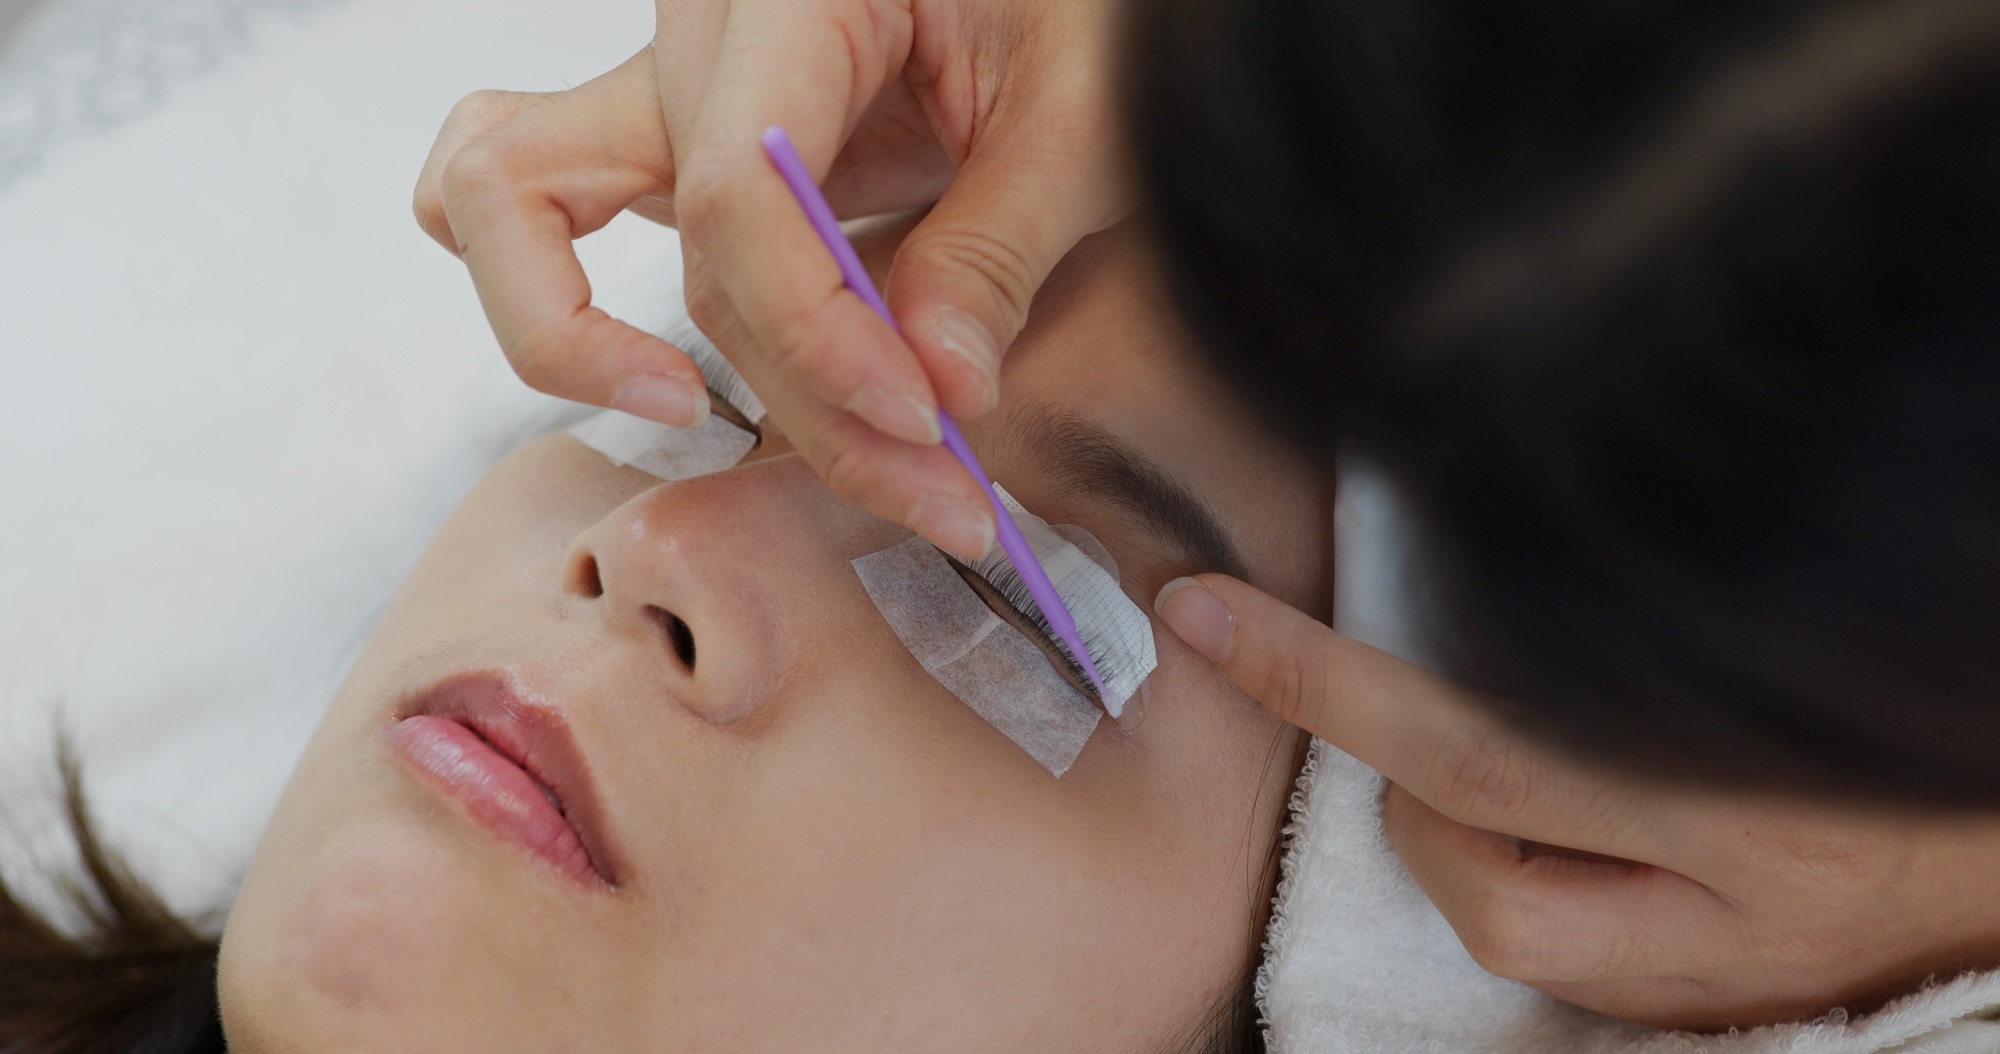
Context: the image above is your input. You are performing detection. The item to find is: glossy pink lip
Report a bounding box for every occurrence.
[385,671,621,890]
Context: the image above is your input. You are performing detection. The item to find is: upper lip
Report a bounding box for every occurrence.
[395,669,624,888]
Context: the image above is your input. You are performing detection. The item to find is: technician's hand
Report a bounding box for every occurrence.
[1153,574,2000,1031]
[412,0,1128,561]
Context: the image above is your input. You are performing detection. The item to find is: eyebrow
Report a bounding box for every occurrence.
[1004,405,1251,582]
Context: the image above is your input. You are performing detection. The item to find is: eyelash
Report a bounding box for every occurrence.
[668,320,770,440]
[706,387,762,440]
[949,554,1117,704]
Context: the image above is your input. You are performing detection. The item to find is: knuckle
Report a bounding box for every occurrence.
[1455,885,1553,980]
[1429,727,1538,827]
[762,307,826,377]
[757,298,849,388]
[1769,823,1902,903]
[505,322,574,396]
[899,227,1038,329]
[448,89,510,126]
[1568,909,1666,982]
[435,92,531,185]
[1258,646,1334,730]
[672,152,744,240]
[412,187,447,237]
[815,440,878,507]
[439,135,516,204]
[683,267,732,337]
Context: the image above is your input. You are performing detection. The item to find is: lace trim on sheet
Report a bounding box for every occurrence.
[0,0,355,193]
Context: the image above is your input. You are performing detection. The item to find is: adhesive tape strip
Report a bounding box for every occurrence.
[568,408,756,481]
[566,321,765,481]
[853,536,1102,777]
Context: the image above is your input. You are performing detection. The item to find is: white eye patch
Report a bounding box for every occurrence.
[854,536,1103,776]
[852,491,1160,777]
[567,319,765,481]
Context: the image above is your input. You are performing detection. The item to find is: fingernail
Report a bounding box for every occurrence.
[848,386,942,446]
[936,306,1000,414]
[1155,577,1235,663]
[612,374,710,429]
[907,495,996,562]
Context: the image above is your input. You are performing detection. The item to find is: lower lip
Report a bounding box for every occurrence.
[385,714,602,887]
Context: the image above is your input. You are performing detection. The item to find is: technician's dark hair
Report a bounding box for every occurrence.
[1126,0,2000,804]
[0,745,225,1053]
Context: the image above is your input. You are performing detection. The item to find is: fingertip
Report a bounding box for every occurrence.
[1154,576,1237,664]
[611,373,712,429]
[906,493,997,562]
[845,386,942,446]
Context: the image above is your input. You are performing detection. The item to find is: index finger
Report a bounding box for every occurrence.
[1156,573,1666,859]
[440,51,705,417]
[669,0,946,447]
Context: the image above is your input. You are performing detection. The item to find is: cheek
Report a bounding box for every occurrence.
[221,791,645,1053]
[272,821,462,1013]
[661,800,1137,1048]
[223,815,516,1050]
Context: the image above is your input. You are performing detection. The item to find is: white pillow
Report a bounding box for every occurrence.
[0,0,674,924]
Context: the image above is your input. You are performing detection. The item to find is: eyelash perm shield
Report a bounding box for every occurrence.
[852,491,1159,777]
[970,486,1156,720]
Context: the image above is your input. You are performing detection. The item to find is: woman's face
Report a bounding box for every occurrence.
[218,227,1328,1053]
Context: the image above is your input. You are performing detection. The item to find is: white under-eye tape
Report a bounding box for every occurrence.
[853,492,1160,777]
[567,324,765,481]
[854,536,1103,776]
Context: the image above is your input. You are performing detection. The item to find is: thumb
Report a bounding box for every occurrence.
[884,86,1129,421]
[1153,574,1495,777]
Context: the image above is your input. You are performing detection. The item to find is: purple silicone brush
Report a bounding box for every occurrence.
[760,124,1112,707]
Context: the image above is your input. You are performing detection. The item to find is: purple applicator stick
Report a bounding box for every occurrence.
[759,125,1112,708]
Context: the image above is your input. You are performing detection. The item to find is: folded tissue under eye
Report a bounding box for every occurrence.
[568,316,765,480]
[852,489,1159,777]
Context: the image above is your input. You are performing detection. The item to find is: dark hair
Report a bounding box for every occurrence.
[1183,978,1264,1054]
[1126,0,2000,804]
[0,744,225,1052]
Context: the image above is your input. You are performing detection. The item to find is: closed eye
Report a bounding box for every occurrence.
[943,556,1100,702]
[707,387,762,446]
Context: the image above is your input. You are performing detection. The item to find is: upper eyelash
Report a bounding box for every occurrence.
[668,318,767,428]
[954,552,1122,704]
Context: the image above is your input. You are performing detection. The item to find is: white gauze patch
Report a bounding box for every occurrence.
[852,491,1160,777]
[853,536,1103,776]
[567,318,765,480]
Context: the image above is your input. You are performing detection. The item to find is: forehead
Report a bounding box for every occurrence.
[971,230,1331,616]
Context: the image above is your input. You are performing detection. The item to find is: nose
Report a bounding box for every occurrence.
[558,456,903,724]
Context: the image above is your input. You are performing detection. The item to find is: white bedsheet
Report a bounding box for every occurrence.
[0,0,672,923]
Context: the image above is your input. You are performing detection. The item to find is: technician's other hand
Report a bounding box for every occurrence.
[1154,574,2000,1030]
[413,0,1128,562]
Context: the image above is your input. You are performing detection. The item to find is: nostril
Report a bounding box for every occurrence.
[651,606,696,671]
[569,553,604,599]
